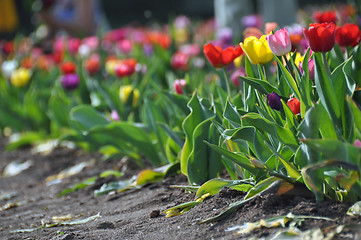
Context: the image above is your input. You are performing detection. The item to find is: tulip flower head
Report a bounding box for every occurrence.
[314,11,337,24]
[10,68,31,87]
[119,85,140,107]
[266,28,292,56]
[240,35,274,65]
[231,67,246,87]
[267,92,283,111]
[1,60,18,79]
[61,61,76,74]
[354,139,361,148]
[171,51,189,71]
[303,23,336,52]
[287,97,301,115]
[60,73,80,90]
[203,43,243,68]
[335,23,361,47]
[85,54,100,75]
[299,58,315,80]
[174,79,186,94]
[110,110,120,121]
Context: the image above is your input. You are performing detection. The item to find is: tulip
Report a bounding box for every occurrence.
[110,110,120,121]
[115,59,136,78]
[266,28,292,56]
[231,67,246,87]
[117,39,132,54]
[105,59,117,75]
[10,68,31,87]
[119,85,140,107]
[299,58,315,80]
[303,23,336,52]
[173,79,186,94]
[1,60,18,79]
[240,35,274,65]
[314,11,337,23]
[60,73,79,90]
[85,54,100,75]
[171,51,189,71]
[61,61,76,74]
[203,43,243,68]
[335,23,361,47]
[287,97,301,115]
[354,139,361,148]
[267,92,283,111]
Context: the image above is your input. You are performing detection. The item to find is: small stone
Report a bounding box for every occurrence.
[150,210,160,218]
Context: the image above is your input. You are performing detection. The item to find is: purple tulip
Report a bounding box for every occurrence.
[299,58,315,80]
[231,67,246,87]
[60,73,79,90]
[110,110,120,121]
[217,27,233,45]
[241,14,263,29]
[267,92,283,111]
[266,28,292,56]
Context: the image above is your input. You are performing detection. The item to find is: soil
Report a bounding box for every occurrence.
[1,137,361,240]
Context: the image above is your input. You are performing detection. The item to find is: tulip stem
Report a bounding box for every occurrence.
[221,68,231,97]
[321,52,331,77]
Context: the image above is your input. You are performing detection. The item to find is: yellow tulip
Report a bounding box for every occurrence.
[105,59,117,75]
[233,55,243,68]
[293,52,304,69]
[119,85,140,107]
[10,68,31,87]
[240,35,274,65]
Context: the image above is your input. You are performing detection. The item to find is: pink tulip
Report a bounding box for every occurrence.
[299,58,315,80]
[266,28,292,56]
[174,79,186,94]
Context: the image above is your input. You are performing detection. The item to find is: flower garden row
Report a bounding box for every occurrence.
[1,4,361,215]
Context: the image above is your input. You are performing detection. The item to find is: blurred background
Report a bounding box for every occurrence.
[0,0,354,40]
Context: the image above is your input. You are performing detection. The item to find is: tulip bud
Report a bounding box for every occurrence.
[299,58,315,80]
[60,73,79,90]
[287,97,301,115]
[110,110,120,121]
[174,79,186,94]
[10,68,31,87]
[61,61,76,74]
[353,139,361,148]
[119,85,140,107]
[267,92,283,111]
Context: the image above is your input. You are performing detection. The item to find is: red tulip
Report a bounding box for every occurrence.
[115,58,137,78]
[203,43,243,68]
[85,54,100,75]
[335,23,361,47]
[61,61,76,74]
[303,23,336,52]
[314,11,337,23]
[174,79,186,94]
[287,97,300,115]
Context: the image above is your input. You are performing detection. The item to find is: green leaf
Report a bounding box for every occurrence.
[244,176,281,199]
[347,201,361,216]
[58,176,98,197]
[223,99,242,128]
[275,56,301,101]
[205,142,260,175]
[243,112,299,148]
[69,105,109,132]
[240,76,280,95]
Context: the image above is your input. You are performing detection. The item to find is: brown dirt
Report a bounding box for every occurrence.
[1,137,361,240]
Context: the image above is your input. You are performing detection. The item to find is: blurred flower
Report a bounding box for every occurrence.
[192,57,205,68]
[174,28,189,44]
[287,97,300,115]
[61,61,76,74]
[314,11,337,23]
[240,35,273,65]
[60,73,79,90]
[243,27,263,40]
[82,36,99,51]
[10,68,31,87]
[203,43,243,68]
[21,57,33,69]
[265,22,277,34]
[171,51,189,71]
[85,54,100,75]
[217,27,233,45]
[2,41,14,56]
[299,58,315,80]
[335,23,361,47]
[110,110,120,121]
[1,59,18,78]
[105,58,118,75]
[179,44,200,57]
[303,23,336,52]
[231,67,246,87]
[67,38,81,55]
[147,32,171,49]
[267,92,282,111]
[143,44,153,56]
[174,15,191,29]
[119,85,140,107]
[241,14,263,29]
[173,79,186,94]
[294,52,304,68]
[354,139,361,148]
[266,28,292,56]
[78,44,91,58]
[115,59,137,78]
[117,39,133,54]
